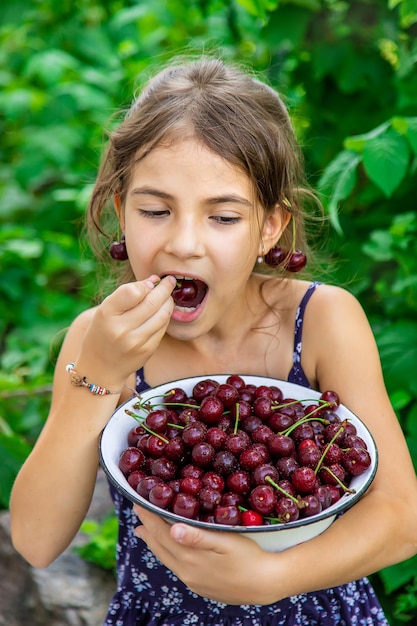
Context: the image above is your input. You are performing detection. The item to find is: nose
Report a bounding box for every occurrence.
[164,214,205,260]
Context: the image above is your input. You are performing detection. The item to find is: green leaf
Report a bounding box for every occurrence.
[344,122,390,153]
[236,0,278,19]
[403,117,417,155]
[400,0,417,27]
[379,555,417,594]
[389,389,413,411]
[375,321,417,396]
[74,515,118,572]
[362,230,394,262]
[24,49,79,85]
[263,5,312,49]
[0,434,32,508]
[317,150,361,234]
[388,0,402,8]
[362,129,410,197]
[0,238,44,260]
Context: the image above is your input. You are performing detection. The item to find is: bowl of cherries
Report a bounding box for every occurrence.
[99,375,378,552]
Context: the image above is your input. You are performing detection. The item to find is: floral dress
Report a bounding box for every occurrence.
[103,282,389,625]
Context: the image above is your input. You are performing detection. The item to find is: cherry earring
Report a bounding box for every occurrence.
[264,219,307,273]
[109,234,128,260]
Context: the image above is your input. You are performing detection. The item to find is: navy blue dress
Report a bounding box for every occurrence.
[104,283,388,625]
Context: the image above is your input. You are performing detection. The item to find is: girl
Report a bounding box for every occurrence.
[10,56,417,625]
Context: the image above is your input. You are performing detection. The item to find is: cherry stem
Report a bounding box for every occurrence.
[233,403,240,435]
[291,216,296,252]
[132,389,199,413]
[280,415,330,437]
[320,466,356,494]
[265,476,300,505]
[132,390,171,411]
[167,422,185,430]
[314,421,347,475]
[162,401,200,410]
[272,398,332,412]
[124,409,169,443]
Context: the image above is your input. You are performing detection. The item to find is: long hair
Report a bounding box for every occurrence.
[87,56,322,288]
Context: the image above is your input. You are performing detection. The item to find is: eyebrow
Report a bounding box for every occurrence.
[130,186,252,207]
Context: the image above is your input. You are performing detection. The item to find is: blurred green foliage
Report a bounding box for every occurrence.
[1,0,417,622]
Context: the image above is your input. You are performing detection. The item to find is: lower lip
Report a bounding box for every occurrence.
[170,297,207,323]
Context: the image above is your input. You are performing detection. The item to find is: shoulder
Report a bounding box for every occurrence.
[301,282,373,342]
[300,283,382,387]
[306,283,370,327]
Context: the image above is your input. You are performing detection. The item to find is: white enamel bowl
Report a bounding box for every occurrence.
[99,375,378,552]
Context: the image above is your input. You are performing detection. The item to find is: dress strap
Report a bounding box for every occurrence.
[287,281,322,388]
[135,367,151,393]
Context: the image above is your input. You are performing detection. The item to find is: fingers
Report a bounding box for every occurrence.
[169,523,225,553]
[97,274,176,349]
[134,506,229,556]
[133,505,277,605]
[78,275,176,380]
[133,506,186,574]
[103,275,176,316]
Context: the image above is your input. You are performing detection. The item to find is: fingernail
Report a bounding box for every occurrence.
[172,525,186,543]
[145,280,155,289]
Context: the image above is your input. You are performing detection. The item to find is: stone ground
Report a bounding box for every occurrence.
[0,470,116,626]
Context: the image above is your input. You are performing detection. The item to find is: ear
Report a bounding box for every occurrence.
[258,205,291,257]
[113,193,125,230]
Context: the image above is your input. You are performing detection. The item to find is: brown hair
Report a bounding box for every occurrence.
[87,55,323,287]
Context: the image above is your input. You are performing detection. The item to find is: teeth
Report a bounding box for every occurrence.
[174,305,197,312]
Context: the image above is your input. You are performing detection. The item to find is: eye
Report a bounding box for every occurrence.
[210,215,241,225]
[139,209,170,218]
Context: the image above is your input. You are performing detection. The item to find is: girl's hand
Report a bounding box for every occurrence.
[77,275,176,387]
[133,506,282,606]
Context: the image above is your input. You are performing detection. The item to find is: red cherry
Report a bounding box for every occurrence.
[264,245,288,267]
[226,375,246,390]
[320,390,340,408]
[298,439,317,451]
[241,510,264,526]
[118,447,145,475]
[149,483,175,509]
[180,476,203,495]
[342,447,371,475]
[291,466,318,494]
[299,494,322,517]
[198,486,222,512]
[192,378,219,401]
[213,505,241,526]
[248,484,277,515]
[286,250,307,272]
[276,496,300,523]
[172,492,200,519]
[109,240,128,260]
[198,396,224,424]
[215,383,240,407]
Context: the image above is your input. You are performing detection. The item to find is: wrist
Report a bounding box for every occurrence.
[65,362,125,397]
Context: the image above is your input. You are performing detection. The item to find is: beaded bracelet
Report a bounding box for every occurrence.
[65,363,121,396]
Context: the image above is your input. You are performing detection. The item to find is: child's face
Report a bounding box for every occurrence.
[121,137,282,339]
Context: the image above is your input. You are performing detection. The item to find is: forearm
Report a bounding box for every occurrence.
[135,479,417,607]
[9,389,119,567]
[271,488,417,600]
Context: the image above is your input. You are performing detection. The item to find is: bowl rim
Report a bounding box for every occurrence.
[99,374,378,533]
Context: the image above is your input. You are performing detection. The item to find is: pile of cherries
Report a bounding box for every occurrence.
[118,376,372,526]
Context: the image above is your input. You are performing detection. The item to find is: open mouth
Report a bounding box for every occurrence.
[169,276,208,309]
